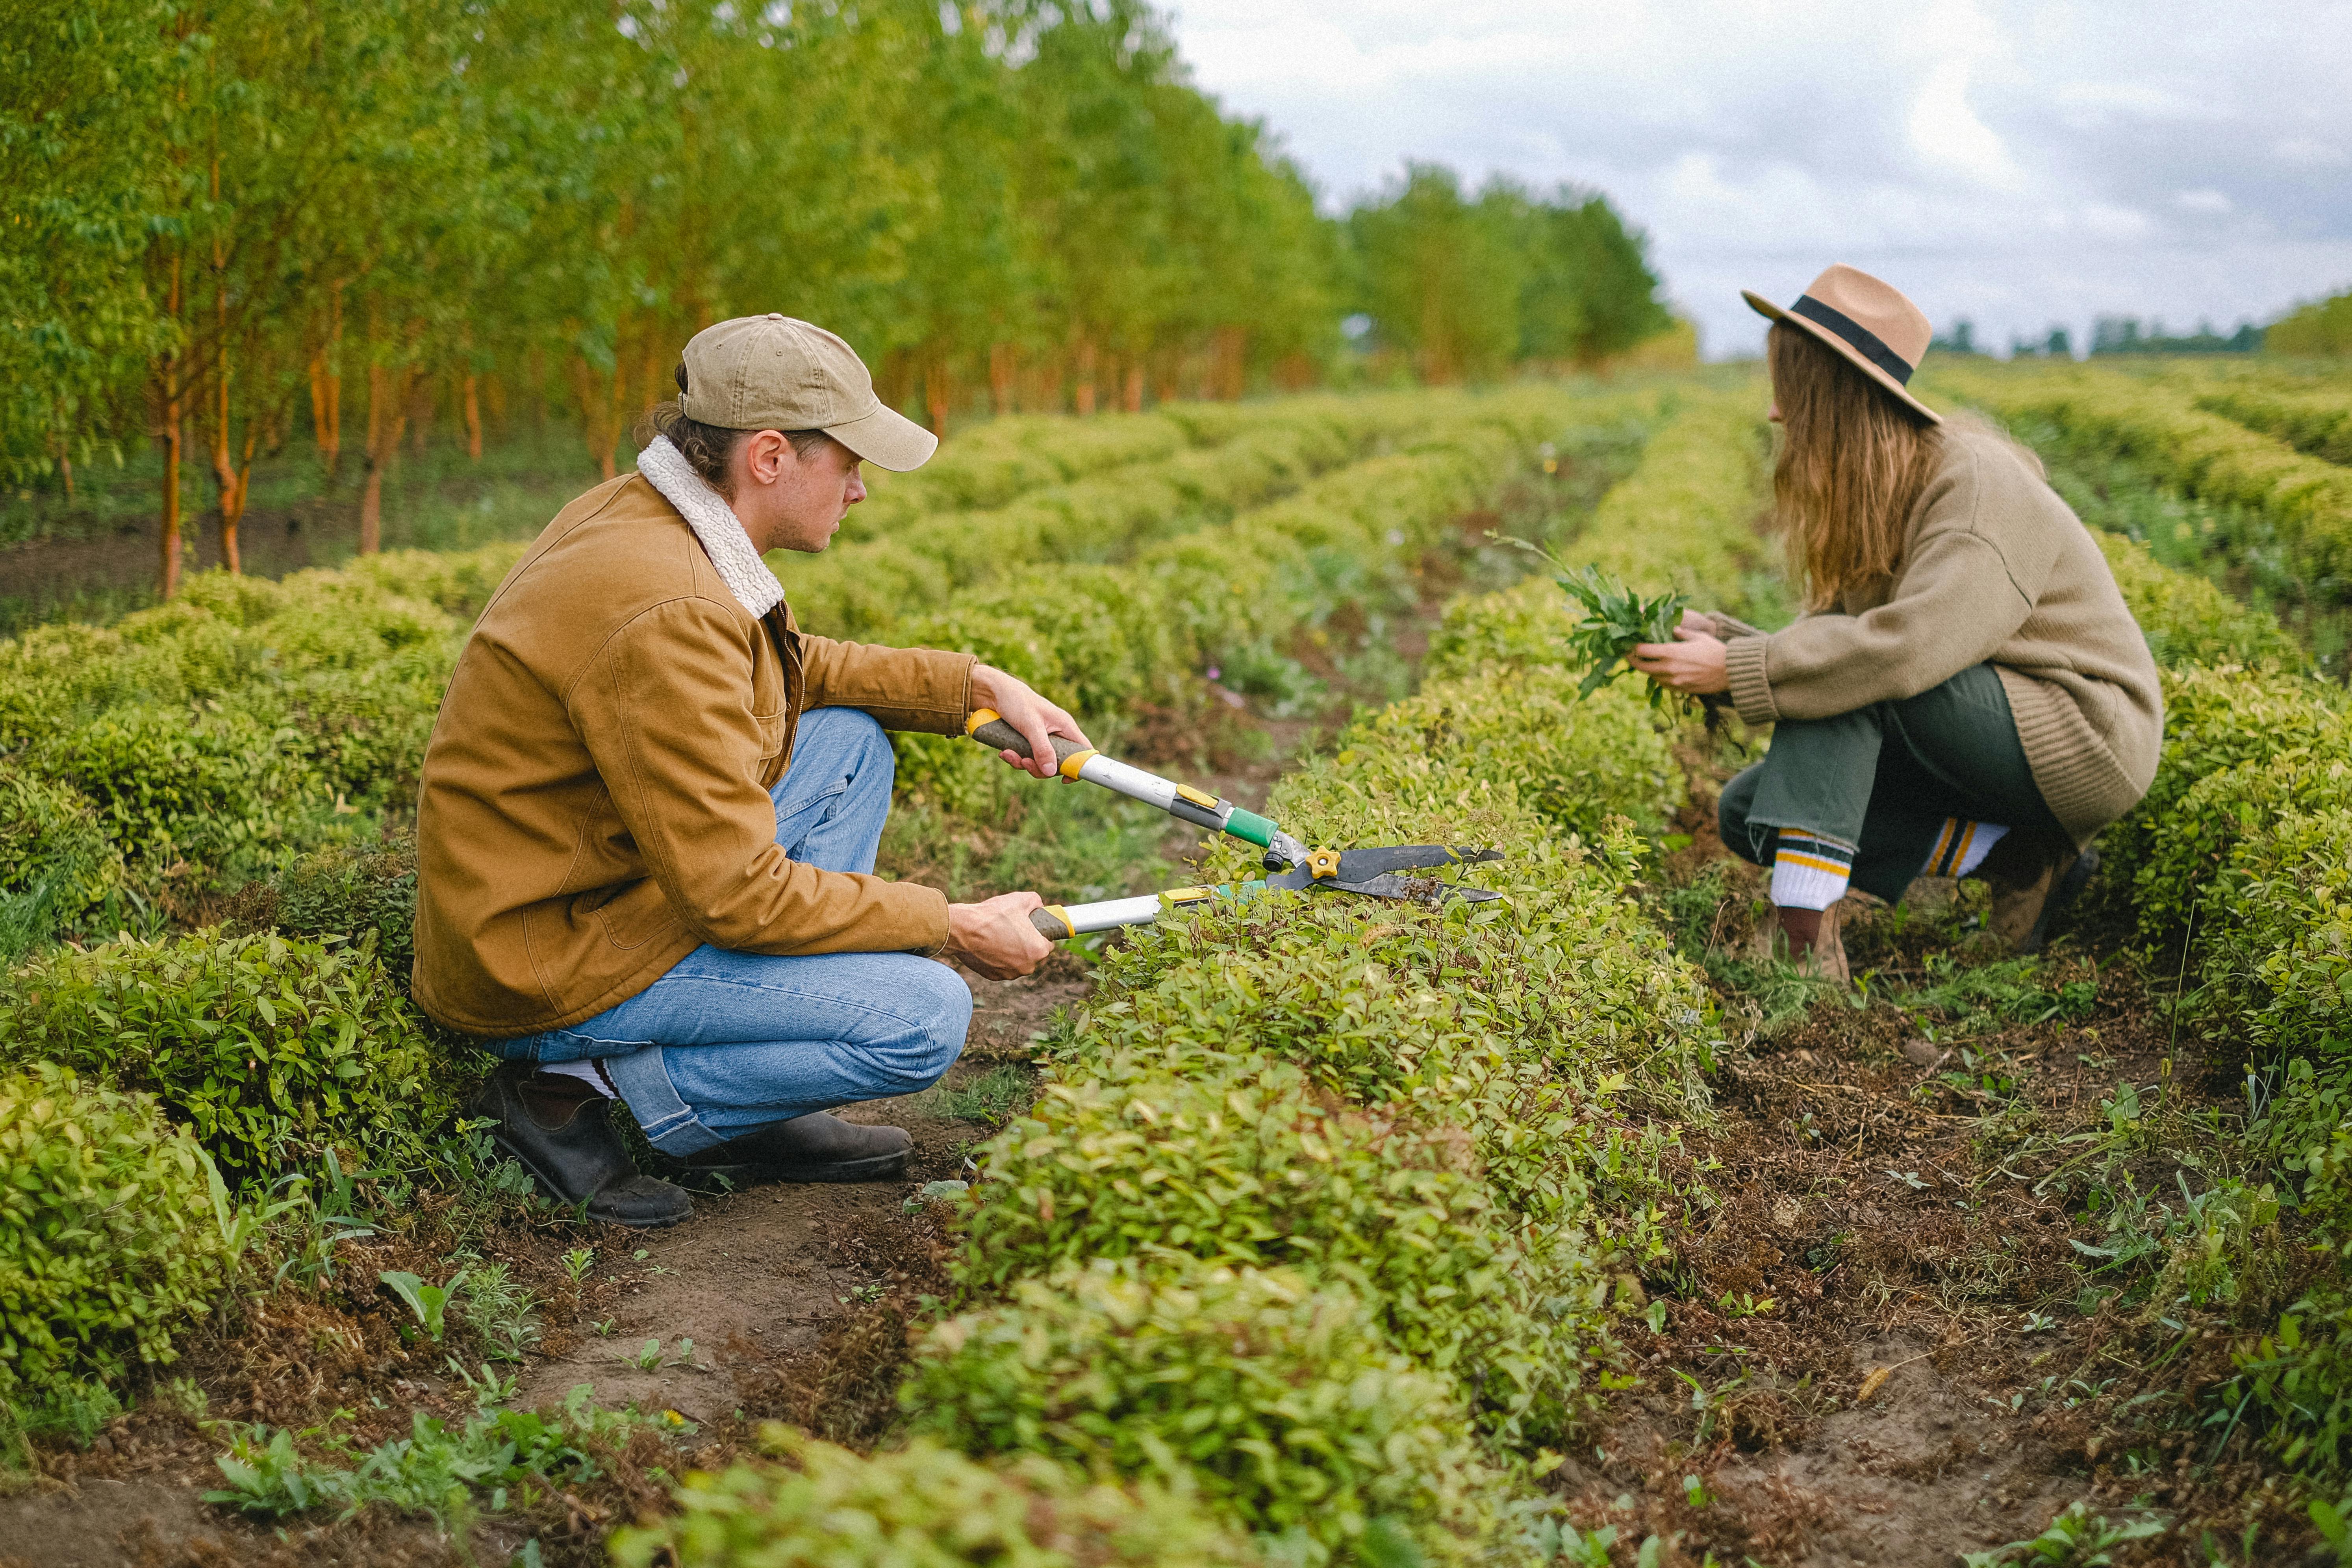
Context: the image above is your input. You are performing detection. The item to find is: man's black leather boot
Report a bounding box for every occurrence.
[471,1065,692,1228]
[684,1110,913,1186]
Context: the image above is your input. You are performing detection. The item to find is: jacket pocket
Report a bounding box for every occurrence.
[753,708,788,763]
[580,883,678,953]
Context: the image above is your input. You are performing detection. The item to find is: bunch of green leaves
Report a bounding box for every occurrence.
[0,1064,229,1400]
[611,1427,1258,1568]
[905,1259,1503,1568]
[1556,563,1693,706]
[0,930,463,1184]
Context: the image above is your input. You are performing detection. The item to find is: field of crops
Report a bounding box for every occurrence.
[7,365,2352,1565]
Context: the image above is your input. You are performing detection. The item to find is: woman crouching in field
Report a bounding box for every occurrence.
[1629,265,2163,980]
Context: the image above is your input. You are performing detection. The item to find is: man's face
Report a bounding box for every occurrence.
[730,431,867,554]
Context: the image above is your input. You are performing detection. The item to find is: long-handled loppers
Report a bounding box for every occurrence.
[966,708,1316,869]
[1024,843,1505,939]
[962,709,1501,938]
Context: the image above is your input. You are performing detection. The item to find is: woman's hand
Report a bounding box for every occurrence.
[969,664,1092,780]
[1628,622,1731,695]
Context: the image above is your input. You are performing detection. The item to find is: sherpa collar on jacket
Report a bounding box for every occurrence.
[633,435,785,619]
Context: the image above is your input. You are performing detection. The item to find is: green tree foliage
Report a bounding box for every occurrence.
[1349,166,1672,382]
[2,1,1675,597]
[2268,289,2352,358]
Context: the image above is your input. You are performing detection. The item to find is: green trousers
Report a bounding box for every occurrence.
[1716,663,2067,904]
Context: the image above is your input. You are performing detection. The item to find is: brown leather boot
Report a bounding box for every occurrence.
[1748,902,1851,983]
[470,1066,692,1228]
[1979,834,2099,954]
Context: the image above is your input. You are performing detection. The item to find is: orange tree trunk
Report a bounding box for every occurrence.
[988,342,1016,415]
[361,352,415,554]
[923,351,953,436]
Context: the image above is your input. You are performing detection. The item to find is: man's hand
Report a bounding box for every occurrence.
[970,664,1091,781]
[1628,623,1731,695]
[943,890,1053,980]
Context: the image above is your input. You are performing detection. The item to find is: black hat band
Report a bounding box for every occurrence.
[1790,295,1915,386]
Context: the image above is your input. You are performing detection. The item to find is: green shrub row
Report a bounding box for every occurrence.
[866,392,1755,1567]
[853,399,1317,536]
[2091,531,2305,672]
[2196,384,2352,467]
[886,386,1663,820]
[0,930,458,1184]
[798,390,1468,640]
[613,1425,1260,1568]
[1929,363,2352,594]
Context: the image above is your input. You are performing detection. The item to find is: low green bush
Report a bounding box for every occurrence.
[2094,664,2346,936]
[0,932,460,1183]
[1932,363,2352,589]
[0,764,124,956]
[611,1428,1257,1568]
[35,705,341,882]
[222,837,421,983]
[958,1055,1616,1448]
[2093,531,2304,672]
[1340,668,1682,839]
[0,1063,228,1398]
[1423,576,1575,681]
[905,1259,1502,1568]
[2140,745,2352,945]
[2194,804,2352,1062]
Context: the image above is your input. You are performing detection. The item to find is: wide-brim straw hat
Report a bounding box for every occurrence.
[1743,264,1941,424]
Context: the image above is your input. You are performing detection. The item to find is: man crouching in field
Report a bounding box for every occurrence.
[411,315,1080,1227]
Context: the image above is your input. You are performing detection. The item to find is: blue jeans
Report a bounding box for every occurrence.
[493,708,973,1155]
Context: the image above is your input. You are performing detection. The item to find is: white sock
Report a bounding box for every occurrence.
[1768,829,1855,911]
[1920,818,2007,879]
[541,1058,617,1097]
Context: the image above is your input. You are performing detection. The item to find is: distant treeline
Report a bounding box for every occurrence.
[2,0,1673,598]
[1936,319,2271,361]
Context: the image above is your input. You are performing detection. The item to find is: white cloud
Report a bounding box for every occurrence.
[1164,0,2352,356]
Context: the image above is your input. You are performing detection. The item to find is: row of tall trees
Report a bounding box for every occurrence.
[1348,164,1673,385]
[2,0,1672,596]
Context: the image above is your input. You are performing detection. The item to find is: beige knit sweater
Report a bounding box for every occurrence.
[1711,421,2163,845]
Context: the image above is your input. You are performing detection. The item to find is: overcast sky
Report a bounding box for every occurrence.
[1164,0,2352,360]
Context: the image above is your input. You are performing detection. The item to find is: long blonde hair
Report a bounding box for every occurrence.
[1769,323,1943,610]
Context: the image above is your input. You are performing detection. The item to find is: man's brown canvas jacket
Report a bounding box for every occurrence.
[411,473,974,1038]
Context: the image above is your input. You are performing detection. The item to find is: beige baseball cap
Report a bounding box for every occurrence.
[677,313,938,471]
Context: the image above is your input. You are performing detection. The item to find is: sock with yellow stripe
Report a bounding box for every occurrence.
[1766,828,1855,911]
[1920,818,2007,879]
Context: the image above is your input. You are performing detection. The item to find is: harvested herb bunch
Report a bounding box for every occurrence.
[1491,535,1696,707]
[1556,565,1693,705]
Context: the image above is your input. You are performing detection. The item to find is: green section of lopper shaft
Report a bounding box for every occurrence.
[1223,808,1278,848]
